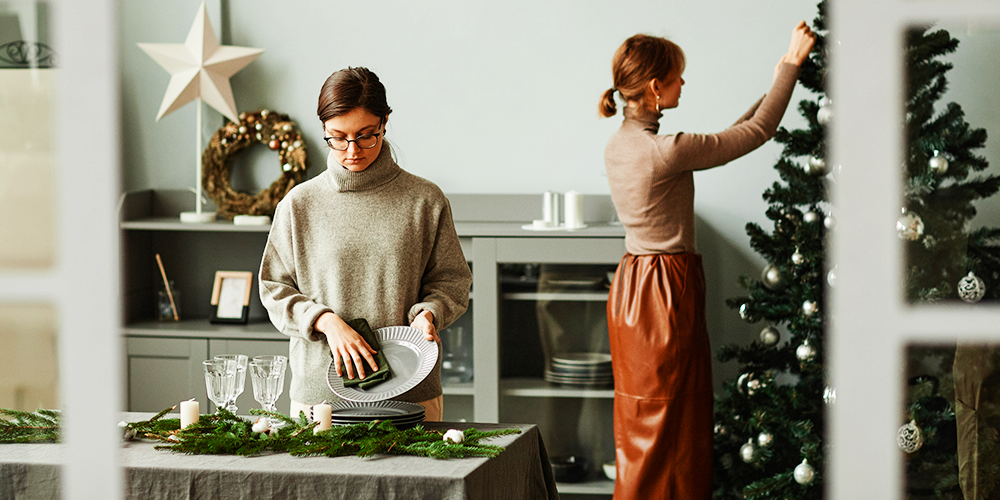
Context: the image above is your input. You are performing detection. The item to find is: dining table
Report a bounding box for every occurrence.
[0,412,560,500]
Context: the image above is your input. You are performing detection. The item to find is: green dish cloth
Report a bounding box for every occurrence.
[335,318,393,390]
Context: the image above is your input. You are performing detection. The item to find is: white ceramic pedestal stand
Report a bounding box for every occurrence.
[180,98,217,223]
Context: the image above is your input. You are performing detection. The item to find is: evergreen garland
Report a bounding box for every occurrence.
[2,405,519,461]
[0,408,61,443]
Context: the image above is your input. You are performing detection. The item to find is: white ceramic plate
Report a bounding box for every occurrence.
[551,352,613,366]
[327,326,438,402]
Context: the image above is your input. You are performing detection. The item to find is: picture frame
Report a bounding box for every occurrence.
[209,271,253,324]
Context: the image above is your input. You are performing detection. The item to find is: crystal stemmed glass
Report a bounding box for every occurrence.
[214,354,248,413]
[203,358,237,414]
[249,355,287,426]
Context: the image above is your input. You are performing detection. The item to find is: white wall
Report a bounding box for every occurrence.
[120,0,819,255]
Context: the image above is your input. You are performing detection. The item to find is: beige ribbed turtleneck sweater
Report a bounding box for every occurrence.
[604,62,801,255]
[259,143,471,404]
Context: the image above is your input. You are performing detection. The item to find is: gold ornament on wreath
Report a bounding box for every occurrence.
[202,109,309,219]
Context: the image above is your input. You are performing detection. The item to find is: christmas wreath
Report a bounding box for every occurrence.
[202,109,309,219]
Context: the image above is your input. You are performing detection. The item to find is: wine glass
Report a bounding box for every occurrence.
[213,354,248,413]
[249,355,287,426]
[203,358,237,414]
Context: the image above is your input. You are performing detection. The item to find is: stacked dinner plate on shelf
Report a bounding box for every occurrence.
[545,352,613,388]
[328,400,426,429]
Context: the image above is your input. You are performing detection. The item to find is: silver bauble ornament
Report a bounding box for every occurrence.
[740,439,756,463]
[827,267,837,288]
[739,302,756,323]
[897,420,923,453]
[802,300,819,316]
[823,386,837,405]
[803,211,820,224]
[793,459,816,485]
[759,325,780,346]
[757,431,774,447]
[824,214,836,230]
[929,151,949,175]
[715,424,728,436]
[817,98,833,125]
[737,372,764,395]
[807,156,828,175]
[791,250,805,266]
[762,264,786,291]
[796,341,817,361]
[958,271,986,303]
[896,209,925,241]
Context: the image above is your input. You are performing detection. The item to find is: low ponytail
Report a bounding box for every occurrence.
[598,88,618,117]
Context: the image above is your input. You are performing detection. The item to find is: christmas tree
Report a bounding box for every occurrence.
[711,3,829,498]
[711,2,1000,498]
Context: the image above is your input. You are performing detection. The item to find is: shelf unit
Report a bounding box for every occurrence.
[120,190,625,497]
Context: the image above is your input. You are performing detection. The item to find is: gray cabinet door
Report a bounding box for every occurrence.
[209,339,294,417]
[125,337,208,412]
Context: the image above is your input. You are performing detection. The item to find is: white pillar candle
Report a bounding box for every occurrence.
[543,191,558,225]
[563,190,585,229]
[180,400,199,428]
[313,403,332,432]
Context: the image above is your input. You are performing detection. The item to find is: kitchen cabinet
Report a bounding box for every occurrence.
[120,190,624,495]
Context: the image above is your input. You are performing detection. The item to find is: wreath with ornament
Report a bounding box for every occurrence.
[202,110,309,219]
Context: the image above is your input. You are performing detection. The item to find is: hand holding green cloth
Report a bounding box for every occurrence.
[336,318,393,390]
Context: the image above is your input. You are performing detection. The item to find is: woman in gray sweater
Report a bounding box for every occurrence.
[599,23,815,499]
[259,67,471,421]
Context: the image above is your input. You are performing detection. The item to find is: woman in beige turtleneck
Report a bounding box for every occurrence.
[599,23,815,499]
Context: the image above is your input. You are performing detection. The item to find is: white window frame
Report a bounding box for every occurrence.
[829,0,1000,498]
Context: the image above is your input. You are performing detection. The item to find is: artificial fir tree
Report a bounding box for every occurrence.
[711,5,829,499]
[711,2,1000,497]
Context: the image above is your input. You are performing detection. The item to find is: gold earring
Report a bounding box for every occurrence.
[655,94,661,112]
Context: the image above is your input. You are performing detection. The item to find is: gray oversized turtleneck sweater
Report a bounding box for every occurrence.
[259,142,472,404]
[604,62,801,255]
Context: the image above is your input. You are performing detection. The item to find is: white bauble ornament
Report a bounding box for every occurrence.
[823,386,837,405]
[794,459,816,485]
[896,210,925,241]
[802,300,819,316]
[759,325,780,346]
[929,151,949,175]
[824,214,836,230]
[762,264,786,291]
[807,156,828,175]
[791,250,805,266]
[740,439,756,463]
[738,372,765,395]
[757,432,774,447]
[443,429,465,443]
[958,271,986,303]
[803,211,820,224]
[796,341,817,361]
[827,267,837,288]
[896,420,923,453]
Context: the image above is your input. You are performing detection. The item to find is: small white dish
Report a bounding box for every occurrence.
[603,461,615,481]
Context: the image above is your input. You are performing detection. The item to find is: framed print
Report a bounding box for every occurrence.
[209,271,253,324]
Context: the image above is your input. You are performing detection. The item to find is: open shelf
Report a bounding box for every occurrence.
[502,291,609,302]
[123,318,285,340]
[502,377,614,399]
[121,217,272,233]
[556,479,615,495]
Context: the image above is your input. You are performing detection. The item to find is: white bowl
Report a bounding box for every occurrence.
[603,461,615,481]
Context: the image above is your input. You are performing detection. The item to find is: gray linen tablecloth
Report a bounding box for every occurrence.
[0,413,559,500]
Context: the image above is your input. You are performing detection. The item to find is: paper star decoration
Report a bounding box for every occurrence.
[137,2,263,122]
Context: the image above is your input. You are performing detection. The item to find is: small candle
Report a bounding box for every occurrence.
[564,190,585,229]
[313,403,332,432]
[180,400,199,428]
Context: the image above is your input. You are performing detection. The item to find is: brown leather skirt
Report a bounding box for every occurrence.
[607,253,713,500]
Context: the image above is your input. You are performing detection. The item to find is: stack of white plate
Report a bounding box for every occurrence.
[328,400,426,429]
[545,353,613,388]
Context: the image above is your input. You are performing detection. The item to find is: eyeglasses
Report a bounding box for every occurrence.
[324,119,383,151]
